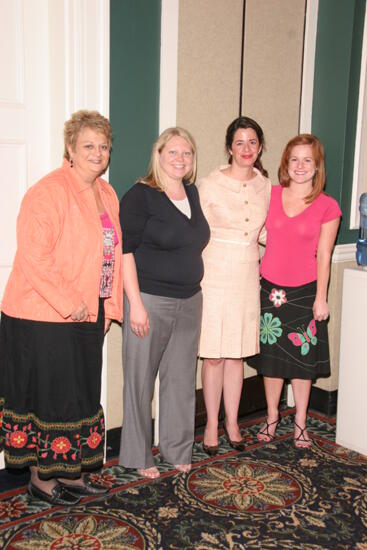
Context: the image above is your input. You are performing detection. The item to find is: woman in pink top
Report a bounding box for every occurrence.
[0,111,123,505]
[249,134,341,448]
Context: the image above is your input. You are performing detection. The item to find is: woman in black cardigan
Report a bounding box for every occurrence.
[118,127,210,479]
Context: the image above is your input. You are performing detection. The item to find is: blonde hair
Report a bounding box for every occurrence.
[140,127,197,190]
[278,134,325,203]
[64,110,112,160]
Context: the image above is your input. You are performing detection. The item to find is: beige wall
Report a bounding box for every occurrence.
[106,322,123,429]
[315,260,356,392]
[105,0,350,430]
[176,0,243,178]
[176,0,306,183]
[106,322,155,428]
[175,0,306,390]
[242,0,305,184]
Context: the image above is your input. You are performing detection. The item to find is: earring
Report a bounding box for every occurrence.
[70,158,73,168]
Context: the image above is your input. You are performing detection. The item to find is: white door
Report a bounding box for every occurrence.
[0,0,51,299]
[0,0,52,469]
[0,0,110,470]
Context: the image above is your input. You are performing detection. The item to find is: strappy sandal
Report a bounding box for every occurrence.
[257,418,279,442]
[294,422,312,448]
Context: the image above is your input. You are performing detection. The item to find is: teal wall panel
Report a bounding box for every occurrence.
[312,0,365,244]
[109,0,161,199]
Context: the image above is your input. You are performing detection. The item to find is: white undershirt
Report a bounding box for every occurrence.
[170,197,191,218]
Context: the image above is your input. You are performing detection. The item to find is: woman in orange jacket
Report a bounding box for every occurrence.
[0,110,123,506]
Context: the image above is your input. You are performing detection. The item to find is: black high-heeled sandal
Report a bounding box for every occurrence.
[294,422,312,449]
[257,418,279,442]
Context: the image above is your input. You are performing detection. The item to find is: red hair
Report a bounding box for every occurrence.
[278,134,325,203]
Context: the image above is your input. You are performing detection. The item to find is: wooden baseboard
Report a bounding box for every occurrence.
[107,375,286,457]
[195,374,286,428]
[309,386,338,417]
[106,427,122,459]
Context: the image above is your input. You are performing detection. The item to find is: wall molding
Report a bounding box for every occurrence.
[350,4,367,230]
[0,0,24,107]
[155,0,179,445]
[61,0,111,438]
[159,0,179,131]
[62,0,110,117]
[332,243,356,263]
[299,0,319,133]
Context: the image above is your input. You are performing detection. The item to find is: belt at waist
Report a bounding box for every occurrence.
[211,237,254,246]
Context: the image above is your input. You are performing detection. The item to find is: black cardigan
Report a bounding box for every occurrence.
[120,182,210,298]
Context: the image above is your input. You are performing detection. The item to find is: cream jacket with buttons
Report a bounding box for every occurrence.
[198,166,271,358]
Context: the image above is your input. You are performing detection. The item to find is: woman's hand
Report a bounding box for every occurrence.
[130,302,150,338]
[71,301,89,322]
[313,298,329,322]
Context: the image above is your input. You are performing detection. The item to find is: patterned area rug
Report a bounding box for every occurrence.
[0,410,366,549]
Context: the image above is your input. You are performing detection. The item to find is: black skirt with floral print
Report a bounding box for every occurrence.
[0,299,105,480]
[248,278,330,380]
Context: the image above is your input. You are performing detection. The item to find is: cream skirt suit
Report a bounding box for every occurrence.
[198,166,271,359]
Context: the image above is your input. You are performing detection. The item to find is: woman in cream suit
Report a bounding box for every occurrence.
[198,116,271,455]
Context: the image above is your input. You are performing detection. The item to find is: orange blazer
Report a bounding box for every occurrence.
[1,160,123,323]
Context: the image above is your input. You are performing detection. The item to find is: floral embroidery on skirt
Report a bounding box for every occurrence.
[248,278,330,380]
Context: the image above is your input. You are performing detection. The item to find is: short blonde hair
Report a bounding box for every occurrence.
[140,127,197,190]
[64,110,112,160]
[278,134,326,203]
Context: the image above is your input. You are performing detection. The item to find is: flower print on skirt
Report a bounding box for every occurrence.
[247,278,330,380]
[0,299,105,480]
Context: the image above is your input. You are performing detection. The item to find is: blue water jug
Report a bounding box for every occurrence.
[356,193,367,266]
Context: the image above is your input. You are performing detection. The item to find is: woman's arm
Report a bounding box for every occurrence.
[17,185,85,318]
[119,184,150,338]
[258,180,272,246]
[123,253,150,338]
[313,217,340,321]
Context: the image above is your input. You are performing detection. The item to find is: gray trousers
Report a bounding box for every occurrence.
[119,291,202,469]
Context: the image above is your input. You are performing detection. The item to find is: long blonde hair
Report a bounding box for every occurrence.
[140,127,197,191]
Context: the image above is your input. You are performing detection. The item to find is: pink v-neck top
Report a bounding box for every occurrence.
[260,185,341,286]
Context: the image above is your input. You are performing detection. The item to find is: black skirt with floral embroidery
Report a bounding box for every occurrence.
[247,278,330,380]
[0,300,105,480]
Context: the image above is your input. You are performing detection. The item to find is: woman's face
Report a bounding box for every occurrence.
[68,127,110,182]
[287,144,316,186]
[229,128,261,169]
[159,135,194,185]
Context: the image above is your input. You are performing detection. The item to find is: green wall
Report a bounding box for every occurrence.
[109,0,161,199]
[312,0,365,244]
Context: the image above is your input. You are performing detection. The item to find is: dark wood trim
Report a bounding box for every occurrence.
[309,386,338,417]
[107,375,288,457]
[106,427,121,459]
[195,374,286,429]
